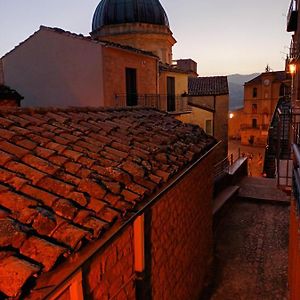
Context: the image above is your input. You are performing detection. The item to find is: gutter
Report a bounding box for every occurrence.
[30,141,220,300]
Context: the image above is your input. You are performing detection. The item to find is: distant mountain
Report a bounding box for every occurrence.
[227,73,260,110]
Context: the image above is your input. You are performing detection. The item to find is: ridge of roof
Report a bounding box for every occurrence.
[0,106,216,299]
[245,70,286,85]
[1,26,158,60]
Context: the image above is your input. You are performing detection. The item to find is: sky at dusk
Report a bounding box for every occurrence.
[0,0,291,76]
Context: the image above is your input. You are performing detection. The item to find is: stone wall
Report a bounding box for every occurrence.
[149,154,214,300]
[80,154,214,300]
[83,226,135,300]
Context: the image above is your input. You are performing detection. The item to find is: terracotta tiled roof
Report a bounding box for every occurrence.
[0,85,23,101]
[188,76,229,96]
[1,26,158,60]
[245,71,286,85]
[0,107,216,298]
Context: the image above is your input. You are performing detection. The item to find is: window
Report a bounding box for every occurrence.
[205,120,213,135]
[279,83,285,97]
[252,104,257,114]
[253,88,257,98]
[50,271,83,300]
[252,119,257,128]
[134,215,145,273]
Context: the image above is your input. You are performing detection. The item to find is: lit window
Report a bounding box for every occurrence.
[252,104,257,114]
[134,215,145,273]
[205,120,213,135]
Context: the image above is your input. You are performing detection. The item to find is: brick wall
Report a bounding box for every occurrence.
[149,154,214,300]
[288,199,300,299]
[83,226,136,300]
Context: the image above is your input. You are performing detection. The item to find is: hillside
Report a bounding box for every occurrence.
[227,73,259,110]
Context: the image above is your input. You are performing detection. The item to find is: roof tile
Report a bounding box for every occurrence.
[20,236,66,271]
[0,140,29,159]
[0,255,40,298]
[0,107,216,298]
[188,76,229,96]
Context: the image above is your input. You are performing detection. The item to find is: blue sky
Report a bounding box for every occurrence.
[0,0,291,75]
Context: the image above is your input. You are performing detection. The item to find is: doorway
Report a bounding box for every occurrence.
[167,76,175,112]
[126,68,137,106]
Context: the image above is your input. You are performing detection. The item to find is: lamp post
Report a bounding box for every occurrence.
[289,63,296,106]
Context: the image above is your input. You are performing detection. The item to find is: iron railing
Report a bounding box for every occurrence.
[290,39,299,59]
[213,149,241,180]
[240,124,269,130]
[114,94,192,113]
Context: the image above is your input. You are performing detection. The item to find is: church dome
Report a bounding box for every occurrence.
[92,0,170,32]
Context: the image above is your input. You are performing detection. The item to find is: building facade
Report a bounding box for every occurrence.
[230,71,288,146]
[0,0,192,115]
[0,107,216,299]
[286,0,300,298]
[177,76,229,161]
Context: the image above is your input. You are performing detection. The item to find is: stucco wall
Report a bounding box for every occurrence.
[2,29,104,107]
[176,106,213,134]
[102,47,158,107]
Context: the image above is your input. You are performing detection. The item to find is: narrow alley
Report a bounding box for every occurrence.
[210,194,289,299]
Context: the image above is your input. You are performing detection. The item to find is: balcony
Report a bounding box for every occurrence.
[240,124,269,130]
[287,0,298,32]
[114,94,192,114]
[290,39,298,59]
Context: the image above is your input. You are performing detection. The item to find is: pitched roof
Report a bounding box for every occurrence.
[245,71,286,85]
[0,107,216,298]
[0,85,23,101]
[188,76,229,96]
[1,26,158,60]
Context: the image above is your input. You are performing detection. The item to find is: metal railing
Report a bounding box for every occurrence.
[290,39,299,59]
[240,124,269,130]
[214,149,241,180]
[114,94,192,114]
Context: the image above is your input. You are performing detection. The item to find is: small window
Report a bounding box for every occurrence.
[279,84,285,97]
[252,119,257,128]
[252,104,257,114]
[205,120,213,135]
[253,88,257,98]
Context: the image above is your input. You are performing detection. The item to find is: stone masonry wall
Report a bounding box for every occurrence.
[150,154,214,300]
[83,226,136,300]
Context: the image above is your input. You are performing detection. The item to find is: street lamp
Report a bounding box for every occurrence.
[289,63,297,106]
[289,63,297,75]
